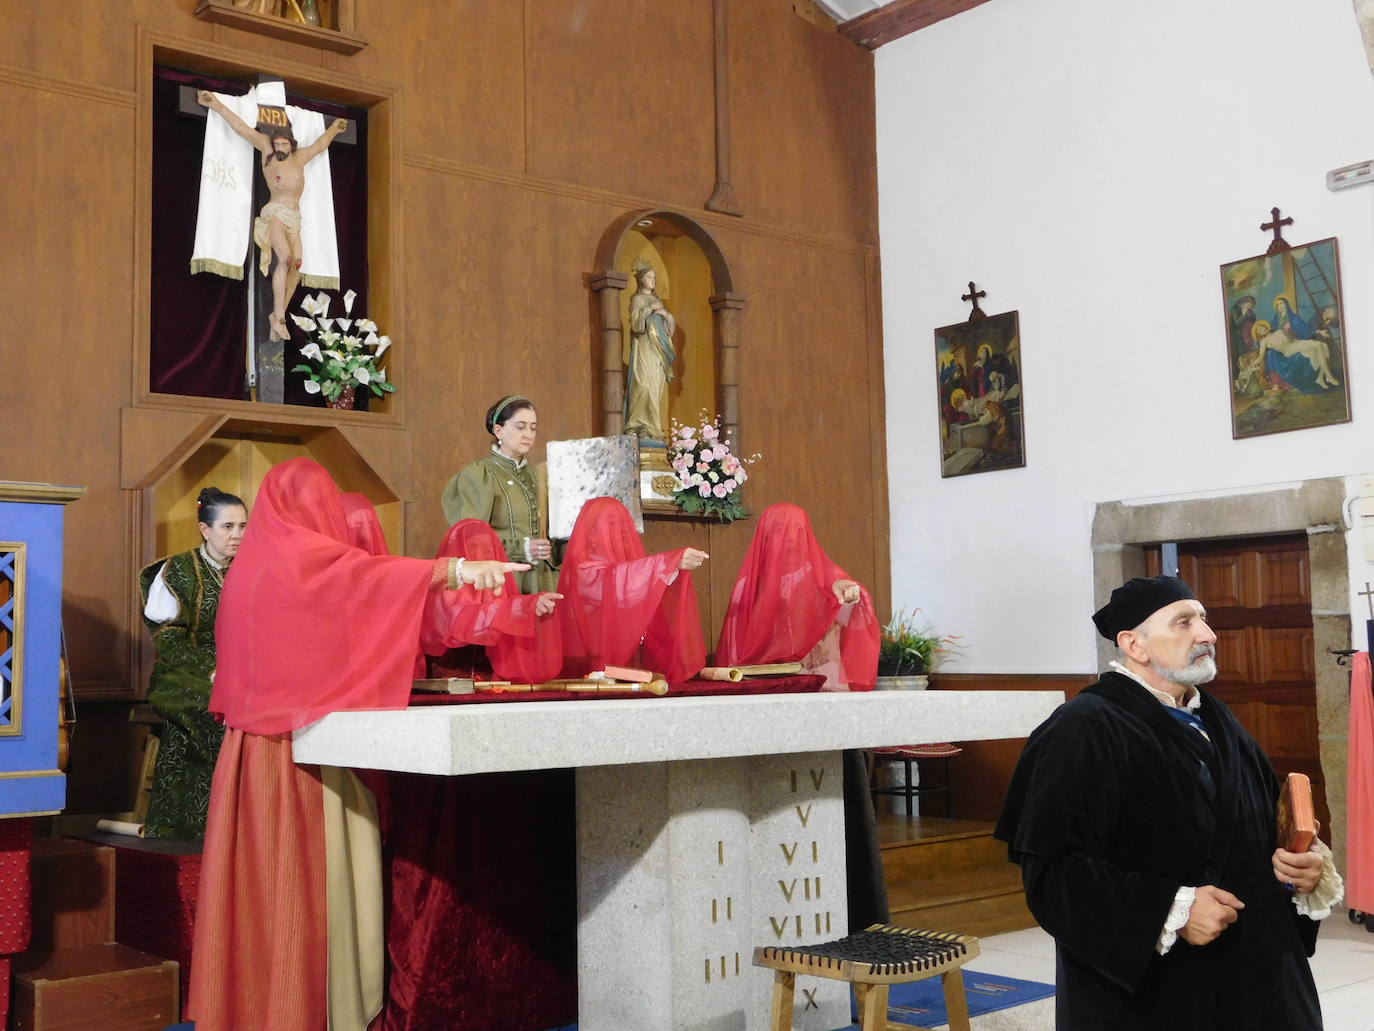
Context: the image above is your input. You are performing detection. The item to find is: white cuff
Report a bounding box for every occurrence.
[143,565,180,623]
[1293,839,1344,921]
[1156,885,1196,955]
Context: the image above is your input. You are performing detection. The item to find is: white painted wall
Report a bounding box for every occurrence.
[878,0,1374,672]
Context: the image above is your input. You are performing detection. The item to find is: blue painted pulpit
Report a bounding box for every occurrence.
[0,482,84,818]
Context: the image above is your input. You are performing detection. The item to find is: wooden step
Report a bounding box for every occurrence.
[12,943,178,1031]
[878,814,1038,938]
[28,838,114,951]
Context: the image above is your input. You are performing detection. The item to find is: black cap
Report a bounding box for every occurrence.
[1092,575,1198,641]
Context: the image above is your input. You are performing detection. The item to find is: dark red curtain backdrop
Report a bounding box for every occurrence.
[150,66,368,404]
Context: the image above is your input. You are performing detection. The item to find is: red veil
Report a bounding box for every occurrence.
[210,458,436,734]
[715,503,878,691]
[341,492,389,557]
[423,520,562,684]
[557,497,705,683]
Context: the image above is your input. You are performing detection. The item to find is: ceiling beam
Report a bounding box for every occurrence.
[839,0,994,50]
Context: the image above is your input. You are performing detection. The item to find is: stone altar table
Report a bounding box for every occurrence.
[294,690,1063,1031]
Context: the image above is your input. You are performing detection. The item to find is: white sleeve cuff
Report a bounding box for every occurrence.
[1156,885,1196,955]
[143,565,180,623]
[1293,839,1344,921]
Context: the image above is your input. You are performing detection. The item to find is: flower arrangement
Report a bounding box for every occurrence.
[666,412,760,522]
[878,609,962,677]
[289,290,397,405]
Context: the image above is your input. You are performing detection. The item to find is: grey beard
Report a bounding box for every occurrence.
[1153,648,1217,687]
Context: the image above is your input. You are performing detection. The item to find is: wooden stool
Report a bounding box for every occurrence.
[754,923,979,1031]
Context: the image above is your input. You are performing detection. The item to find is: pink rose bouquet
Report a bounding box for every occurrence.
[666,412,760,522]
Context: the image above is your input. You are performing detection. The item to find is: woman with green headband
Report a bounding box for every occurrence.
[441,395,559,593]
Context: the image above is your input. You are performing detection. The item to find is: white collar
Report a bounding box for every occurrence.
[198,544,227,571]
[490,444,527,470]
[1109,660,1201,712]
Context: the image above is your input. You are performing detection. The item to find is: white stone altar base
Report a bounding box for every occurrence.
[294,690,1062,1031]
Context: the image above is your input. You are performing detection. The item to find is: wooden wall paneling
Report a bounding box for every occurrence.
[729,0,877,244]
[350,0,525,170]
[1212,626,1254,684]
[1258,549,1311,606]
[0,76,136,698]
[1187,552,1250,609]
[1256,626,1315,683]
[524,3,716,210]
[1260,702,1318,761]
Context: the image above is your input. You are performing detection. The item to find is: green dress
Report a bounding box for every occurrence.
[441,448,560,594]
[138,547,227,840]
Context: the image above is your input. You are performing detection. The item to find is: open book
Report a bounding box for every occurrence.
[1276,771,1316,853]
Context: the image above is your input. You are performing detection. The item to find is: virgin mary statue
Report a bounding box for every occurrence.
[624,261,676,443]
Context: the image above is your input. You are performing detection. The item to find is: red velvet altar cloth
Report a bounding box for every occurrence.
[380,769,577,1031]
[408,674,826,705]
[383,675,823,1031]
[0,818,32,1031]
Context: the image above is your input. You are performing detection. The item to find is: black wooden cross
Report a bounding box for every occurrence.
[961,281,987,321]
[1262,206,1293,255]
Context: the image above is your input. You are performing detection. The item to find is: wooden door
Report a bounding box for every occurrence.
[1149,535,1327,834]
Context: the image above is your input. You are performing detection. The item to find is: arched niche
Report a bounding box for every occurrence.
[589,210,745,452]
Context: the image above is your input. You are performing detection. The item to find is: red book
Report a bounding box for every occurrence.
[601,665,654,683]
[1276,772,1316,853]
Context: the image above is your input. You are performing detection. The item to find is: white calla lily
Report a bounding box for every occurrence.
[299,342,323,361]
[300,294,322,316]
[363,331,379,347]
[316,292,332,316]
[375,368,387,382]
[317,317,334,332]
[324,349,345,361]
[343,289,357,314]
[354,367,371,384]
[336,318,353,332]
[302,380,321,394]
[375,335,392,358]
[290,313,317,331]
[357,319,378,333]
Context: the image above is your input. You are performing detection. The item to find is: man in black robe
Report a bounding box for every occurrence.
[996,575,1339,1030]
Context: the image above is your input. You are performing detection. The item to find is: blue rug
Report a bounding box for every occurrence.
[843,968,1054,1028]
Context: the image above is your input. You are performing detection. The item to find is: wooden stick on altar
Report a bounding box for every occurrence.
[565,680,670,697]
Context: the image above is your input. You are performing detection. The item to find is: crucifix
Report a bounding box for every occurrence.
[961,281,987,321]
[1261,206,1293,256]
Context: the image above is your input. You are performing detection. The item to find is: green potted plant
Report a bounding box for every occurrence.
[876,610,960,689]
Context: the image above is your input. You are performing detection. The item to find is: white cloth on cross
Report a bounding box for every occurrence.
[189,84,341,290]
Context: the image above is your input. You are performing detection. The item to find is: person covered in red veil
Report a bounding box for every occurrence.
[422,518,563,684]
[189,458,526,1031]
[715,502,879,691]
[557,496,708,683]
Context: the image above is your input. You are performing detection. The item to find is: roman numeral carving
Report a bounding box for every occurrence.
[809,768,825,790]
[770,916,788,939]
[795,804,813,827]
[781,841,798,865]
[790,769,798,793]
[717,840,725,865]
[779,878,798,903]
[711,897,735,923]
[812,840,819,863]
[802,987,819,1010]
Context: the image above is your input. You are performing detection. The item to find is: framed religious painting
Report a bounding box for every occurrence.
[1220,237,1351,439]
[934,311,1025,478]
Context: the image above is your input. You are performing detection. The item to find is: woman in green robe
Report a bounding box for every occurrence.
[138,487,247,839]
[441,395,559,594]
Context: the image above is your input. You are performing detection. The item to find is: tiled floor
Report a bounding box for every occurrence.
[966,915,1374,1031]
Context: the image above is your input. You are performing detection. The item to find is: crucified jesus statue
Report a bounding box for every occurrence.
[197,90,346,341]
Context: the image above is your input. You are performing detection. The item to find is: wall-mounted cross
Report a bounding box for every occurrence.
[961,281,987,321]
[1262,206,1293,255]
[1358,580,1374,621]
